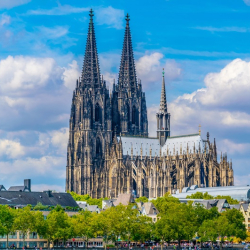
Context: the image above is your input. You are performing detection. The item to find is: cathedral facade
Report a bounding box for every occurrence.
[66,10,234,199]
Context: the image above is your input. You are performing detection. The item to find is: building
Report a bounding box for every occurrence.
[240,204,250,232]
[0,190,78,207]
[173,185,250,201]
[140,202,159,222]
[66,10,234,199]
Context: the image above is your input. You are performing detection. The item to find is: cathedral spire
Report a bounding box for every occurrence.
[81,9,101,87]
[159,68,167,113]
[118,13,137,91]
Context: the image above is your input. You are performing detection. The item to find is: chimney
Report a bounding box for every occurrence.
[24,179,31,192]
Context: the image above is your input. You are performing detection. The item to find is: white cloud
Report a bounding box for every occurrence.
[136,52,181,89]
[243,0,250,6]
[218,139,250,155]
[27,5,89,16]
[62,60,80,90]
[0,0,30,9]
[169,59,250,134]
[0,56,63,93]
[0,156,65,182]
[38,26,69,39]
[0,14,10,26]
[96,6,124,30]
[0,140,25,158]
[194,26,250,33]
[49,128,69,154]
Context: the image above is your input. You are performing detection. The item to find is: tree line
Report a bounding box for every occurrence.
[0,193,247,249]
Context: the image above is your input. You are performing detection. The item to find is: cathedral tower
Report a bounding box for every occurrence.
[66,10,112,196]
[112,14,148,136]
[156,69,170,146]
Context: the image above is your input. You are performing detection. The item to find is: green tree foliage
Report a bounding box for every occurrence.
[151,192,180,213]
[135,196,148,203]
[71,210,96,248]
[69,192,108,207]
[186,192,214,199]
[33,202,48,211]
[44,205,72,247]
[0,205,16,247]
[186,192,239,204]
[14,207,37,246]
[215,195,239,204]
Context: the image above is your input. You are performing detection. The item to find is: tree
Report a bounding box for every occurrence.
[101,205,129,248]
[71,210,96,248]
[151,192,180,214]
[214,196,239,205]
[157,202,196,247]
[186,192,214,200]
[155,216,174,250]
[193,203,220,226]
[69,192,108,207]
[223,208,247,240]
[0,206,16,248]
[198,219,218,248]
[44,205,72,248]
[14,207,36,247]
[135,196,148,203]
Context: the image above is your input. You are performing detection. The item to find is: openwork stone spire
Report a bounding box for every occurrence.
[81,9,101,86]
[118,13,137,91]
[159,68,167,113]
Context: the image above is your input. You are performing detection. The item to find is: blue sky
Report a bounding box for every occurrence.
[0,0,250,191]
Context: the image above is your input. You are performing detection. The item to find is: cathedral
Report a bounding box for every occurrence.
[66,10,234,199]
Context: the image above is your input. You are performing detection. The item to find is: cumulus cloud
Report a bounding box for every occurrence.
[0,56,63,93]
[96,6,124,30]
[62,60,80,90]
[136,52,181,89]
[0,140,25,158]
[49,128,69,154]
[0,0,30,9]
[169,59,250,134]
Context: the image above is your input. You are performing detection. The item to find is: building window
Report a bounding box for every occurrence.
[29,232,37,239]
[9,232,17,239]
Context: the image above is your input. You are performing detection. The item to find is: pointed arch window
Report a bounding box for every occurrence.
[132,106,138,125]
[96,137,102,157]
[95,103,102,123]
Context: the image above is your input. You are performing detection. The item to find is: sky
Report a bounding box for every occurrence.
[0,0,250,192]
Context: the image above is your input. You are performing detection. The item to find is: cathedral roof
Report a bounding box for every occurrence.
[173,186,250,201]
[118,136,160,157]
[162,133,205,156]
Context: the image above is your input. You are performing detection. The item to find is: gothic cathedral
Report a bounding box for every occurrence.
[66,10,234,199]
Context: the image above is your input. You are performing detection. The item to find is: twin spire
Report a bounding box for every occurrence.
[81,9,167,114]
[81,10,138,91]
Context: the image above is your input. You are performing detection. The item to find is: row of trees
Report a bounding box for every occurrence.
[0,193,247,249]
